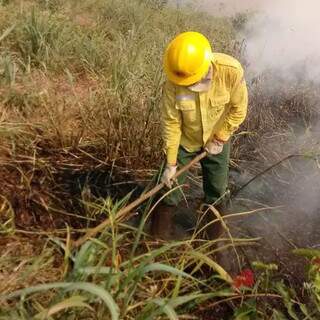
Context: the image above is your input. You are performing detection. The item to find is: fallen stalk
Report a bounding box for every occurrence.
[73,151,208,247]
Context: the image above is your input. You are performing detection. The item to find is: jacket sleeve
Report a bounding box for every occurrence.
[160,81,182,165]
[215,67,248,142]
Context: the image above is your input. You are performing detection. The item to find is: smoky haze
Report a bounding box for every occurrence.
[242,0,320,82]
[178,0,320,82]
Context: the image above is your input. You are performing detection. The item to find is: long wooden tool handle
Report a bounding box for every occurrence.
[73,151,208,247]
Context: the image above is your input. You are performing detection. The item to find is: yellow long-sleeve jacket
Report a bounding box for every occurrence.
[161,53,248,165]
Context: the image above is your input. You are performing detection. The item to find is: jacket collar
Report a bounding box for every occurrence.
[188,63,214,92]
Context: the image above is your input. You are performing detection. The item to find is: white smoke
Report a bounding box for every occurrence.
[178,0,320,82]
[242,0,320,82]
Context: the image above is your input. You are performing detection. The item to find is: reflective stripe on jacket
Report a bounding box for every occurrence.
[161,52,248,165]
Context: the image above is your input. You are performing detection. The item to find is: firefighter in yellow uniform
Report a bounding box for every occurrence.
[159,31,248,217]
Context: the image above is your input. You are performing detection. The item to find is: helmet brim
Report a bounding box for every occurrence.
[164,50,213,86]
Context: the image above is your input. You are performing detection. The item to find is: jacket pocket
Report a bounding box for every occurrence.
[176,99,197,123]
[208,94,229,120]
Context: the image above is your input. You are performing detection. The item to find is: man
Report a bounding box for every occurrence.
[153,31,248,238]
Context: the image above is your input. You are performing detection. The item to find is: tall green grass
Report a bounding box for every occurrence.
[2,201,319,319]
[0,199,243,319]
[0,0,237,166]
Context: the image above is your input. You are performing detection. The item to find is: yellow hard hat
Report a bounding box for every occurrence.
[164,31,213,86]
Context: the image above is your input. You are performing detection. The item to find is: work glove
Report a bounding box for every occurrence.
[161,164,177,188]
[205,139,224,155]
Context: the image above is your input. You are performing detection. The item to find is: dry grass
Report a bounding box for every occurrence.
[0,0,239,230]
[0,235,63,295]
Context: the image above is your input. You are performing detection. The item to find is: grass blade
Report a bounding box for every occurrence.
[0,24,15,43]
[142,263,195,280]
[1,282,119,320]
[152,298,179,320]
[34,295,93,319]
[188,251,233,284]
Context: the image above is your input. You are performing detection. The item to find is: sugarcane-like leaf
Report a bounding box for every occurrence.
[1,282,119,320]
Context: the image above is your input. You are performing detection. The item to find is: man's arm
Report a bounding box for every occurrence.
[215,67,248,142]
[160,81,182,165]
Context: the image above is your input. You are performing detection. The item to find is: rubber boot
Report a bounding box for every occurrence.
[151,203,176,240]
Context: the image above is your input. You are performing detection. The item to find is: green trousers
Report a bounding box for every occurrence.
[163,143,230,206]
